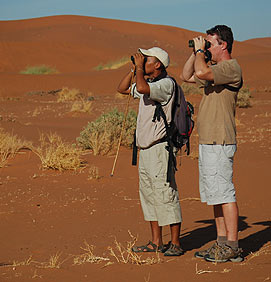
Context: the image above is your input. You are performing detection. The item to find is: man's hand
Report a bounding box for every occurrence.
[193,35,214,81]
[132,52,145,70]
[193,36,205,52]
[131,52,149,94]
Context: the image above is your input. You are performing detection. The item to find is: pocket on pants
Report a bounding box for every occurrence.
[222,145,236,160]
[153,174,175,204]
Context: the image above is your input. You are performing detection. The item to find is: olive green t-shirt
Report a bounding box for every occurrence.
[195,59,242,145]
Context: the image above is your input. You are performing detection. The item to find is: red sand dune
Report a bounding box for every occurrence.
[0,15,270,95]
[0,15,270,282]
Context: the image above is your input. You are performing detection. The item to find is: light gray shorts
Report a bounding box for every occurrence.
[138,142,182,227]
[199,144,237,205]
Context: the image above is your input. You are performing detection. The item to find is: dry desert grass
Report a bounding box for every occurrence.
[70,99,93,114]
[88,165,101,180]
[73,241,109,265]
[57,87,94,114]
[7,233,163,272]
[237,87,252,108]
[31,133,85,171]
[57,87,83,102]
[0,129,86,171]
[108,232,162,266]
[0,129,30,168]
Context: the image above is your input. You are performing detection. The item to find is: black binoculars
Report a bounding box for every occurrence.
[131,56,147,65]
[188,39,211,50]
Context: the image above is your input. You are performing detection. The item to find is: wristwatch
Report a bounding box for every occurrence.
[195,49,204,54]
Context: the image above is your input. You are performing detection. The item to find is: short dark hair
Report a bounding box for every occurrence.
[206,25,234,54]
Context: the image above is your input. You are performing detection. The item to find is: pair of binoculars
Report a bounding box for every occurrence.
[188,39,211,50]
[131,56,147,65]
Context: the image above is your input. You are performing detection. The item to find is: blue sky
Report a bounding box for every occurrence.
[0,0,270,41]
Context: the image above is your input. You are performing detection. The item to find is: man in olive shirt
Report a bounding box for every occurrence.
[181,25,243,262]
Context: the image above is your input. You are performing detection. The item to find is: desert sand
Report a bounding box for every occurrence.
[0,15,270,281]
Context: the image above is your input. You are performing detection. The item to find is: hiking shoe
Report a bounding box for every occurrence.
[204,244,244,263]
[194,241,220,259]
[164,243,184,256]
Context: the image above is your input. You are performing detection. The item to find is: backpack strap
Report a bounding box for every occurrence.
[132,130,138,166]
[223,77,243,92]
[152,77,179,183]
[153,102,176,183]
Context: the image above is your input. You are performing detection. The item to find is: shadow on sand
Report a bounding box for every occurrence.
[180,216,270,257]
[240,220,271,257]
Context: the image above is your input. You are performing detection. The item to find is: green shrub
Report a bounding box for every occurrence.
[237,87,251,108]
[20,65,58,75]
[77,108,137,155]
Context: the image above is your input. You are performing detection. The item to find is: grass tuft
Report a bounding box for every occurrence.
[31,133,85,171]
[237,87,252,108]
[94,57,130,71]
[12,256,33,267]
[32,252,70,269]
[20,65,58,75]
[73,241,109,265]
[0,129,30,168]
[77,108,137,155]
[57,87,83,102]
[88,165,101,180]
[43,252,62,268]
[108,231,162,265]
[70,99,93,114]
[57,87,93,114]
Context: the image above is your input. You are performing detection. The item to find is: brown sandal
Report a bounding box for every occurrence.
[132,241,165,253]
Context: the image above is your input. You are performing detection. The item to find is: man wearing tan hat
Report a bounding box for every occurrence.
[117,47,183,256]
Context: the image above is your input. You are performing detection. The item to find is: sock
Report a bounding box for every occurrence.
[217,236,227,246]
[227,240,239,251]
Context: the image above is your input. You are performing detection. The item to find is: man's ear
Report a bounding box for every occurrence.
[221,41,228,51]
[154,61,162,70]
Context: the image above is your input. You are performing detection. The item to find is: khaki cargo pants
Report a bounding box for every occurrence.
[138,142,182,226]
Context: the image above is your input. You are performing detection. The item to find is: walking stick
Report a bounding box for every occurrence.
[110,69,135,177]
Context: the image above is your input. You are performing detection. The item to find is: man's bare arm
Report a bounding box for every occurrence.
[117,69,134,95]
[180,52,196,83]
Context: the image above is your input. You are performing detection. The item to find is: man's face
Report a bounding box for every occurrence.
[206,33,224,62]
[144,56,159,75]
